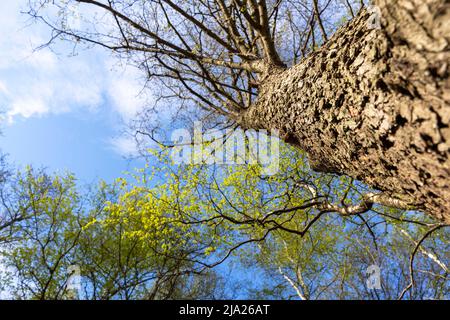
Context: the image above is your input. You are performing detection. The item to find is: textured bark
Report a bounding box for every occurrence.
[241,0,450,223]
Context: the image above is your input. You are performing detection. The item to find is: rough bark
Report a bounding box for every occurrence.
[240,0,450,223]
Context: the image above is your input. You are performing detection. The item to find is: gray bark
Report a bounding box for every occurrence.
[240,0,450,223]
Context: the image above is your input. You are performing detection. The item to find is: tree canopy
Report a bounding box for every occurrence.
[1,145,448,299]
[0,0,448,300]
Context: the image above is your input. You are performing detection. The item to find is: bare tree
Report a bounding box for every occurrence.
[27,0,450,223]
[0,154,16,241]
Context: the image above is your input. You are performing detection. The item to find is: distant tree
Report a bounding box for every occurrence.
[0,167,227,300]
[244,211,449,300]
[0,154,14,243]
[126,144,449,300]
[76,175,227,300]
[0,126,14,239]
[0,144,448,299]
[0,168,85,299]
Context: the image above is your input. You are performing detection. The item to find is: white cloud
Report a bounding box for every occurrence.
[23,48,58,71]
[108,64,149,121]
[109,135,140,157]
[8,98,49,119]
[0,1,148,126]
[0,81,8,94]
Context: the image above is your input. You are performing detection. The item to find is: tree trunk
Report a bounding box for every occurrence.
[240,0,450,223]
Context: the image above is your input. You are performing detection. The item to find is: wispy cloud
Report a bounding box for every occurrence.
[108,135,141,157]
[0,1,156,160]
[0,81,8,95]
[0,1,149,126]
[107,63,151,122]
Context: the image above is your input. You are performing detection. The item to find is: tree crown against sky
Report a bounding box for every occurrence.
[27,0,360,127]
[0,145,448,299]
[26,0,450,223]
[0,0,448,301]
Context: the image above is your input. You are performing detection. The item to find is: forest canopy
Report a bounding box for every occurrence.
[0,0,449,300]
[0,144,448,299]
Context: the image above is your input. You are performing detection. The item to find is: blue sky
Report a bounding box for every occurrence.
[0,1,150,183]
[1,109,140,183]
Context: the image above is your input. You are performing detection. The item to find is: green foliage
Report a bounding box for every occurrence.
[0,166,225,299]
[0,167,84,299]
[0,143,448,300]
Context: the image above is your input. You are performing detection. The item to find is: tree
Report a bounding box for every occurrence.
[0,167,227,299]
[0,128,14,238]
[76,174,227,300]
[0,167,85,299]
[132,143,449,300]
[27,0,450,223]
[243,209,450,300]
[0,146,448,299]
[0,154,14,239]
